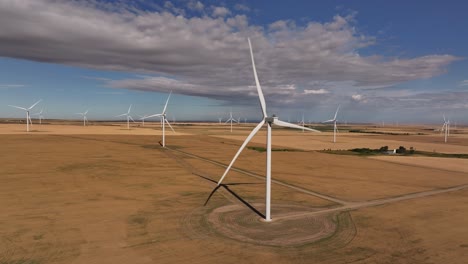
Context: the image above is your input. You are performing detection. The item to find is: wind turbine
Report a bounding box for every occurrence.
[225,110,237,132]
[145,92,175,147]
[137,114,149,126]
[299,113,305,132]
[116,105,135,130]
[76,109,89,126]
[218,117,223,124]
[322,105,340,143]
[8,99,42,132]
[441,115,450,143]
[33,108,44,124]
[215,38,320,222]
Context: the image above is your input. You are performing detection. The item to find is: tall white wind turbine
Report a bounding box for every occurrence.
[216,38,321,222]
[76,109,89,126]
[145,92,174,147]
[225,110,237,132]
[218,117,223,124]
[299,113,305,132]
[441,115,450,143]
[8,99,42,132]
[33,108,44,124]
[322,105,340,143]
[116,105,135,130]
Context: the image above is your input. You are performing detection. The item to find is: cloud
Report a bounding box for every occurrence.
[460,80,468,86]
[0,84,25,88]
[234,4,250,12]
[211,6,230,17]
[187,0,204,11]
[304,89,330,94]
[351,94,364,101]
[0,0,460,108]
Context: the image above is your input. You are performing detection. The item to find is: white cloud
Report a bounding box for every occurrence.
[0,84,25,88]
[187,0,204,11]
[352,94,364,101]
[211,6,230,17]
[234,4,250,12]
[304,89,330,94]
[0,0,459,108]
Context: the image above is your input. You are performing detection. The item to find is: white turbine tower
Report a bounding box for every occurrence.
[8,99,42,132]
[33,108,44,124]
[116,105,135,130]
[299,113,305,132]
[225,110,237,132]
[441,115,450,143]
[216,38,320,222]
[76,109,89,126]
[218,117,223,124]
[145,92,174,147]
[137,114,149,126]
[323,105,340,143]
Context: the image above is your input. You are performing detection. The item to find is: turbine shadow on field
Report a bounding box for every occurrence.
[195,173,266,219]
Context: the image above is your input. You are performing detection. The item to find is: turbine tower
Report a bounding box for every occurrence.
[145,92,175,147]
[8,99,42,132]
[299,113,305,132]
[76,109,89,126]
[216,38,320,222]
[323,105,340,143]
[116,105,135,130]
[441,115,450,143]
[33,108,44,124]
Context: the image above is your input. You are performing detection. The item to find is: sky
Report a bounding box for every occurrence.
[0,0,467,124]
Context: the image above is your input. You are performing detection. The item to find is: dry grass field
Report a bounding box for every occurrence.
[0,122,467,263]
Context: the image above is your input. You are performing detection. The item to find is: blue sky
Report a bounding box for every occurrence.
[0,0,467,124]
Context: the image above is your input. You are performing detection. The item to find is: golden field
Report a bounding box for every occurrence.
[0,121,467,263]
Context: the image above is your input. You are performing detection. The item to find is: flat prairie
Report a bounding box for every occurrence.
[0,122,467,263]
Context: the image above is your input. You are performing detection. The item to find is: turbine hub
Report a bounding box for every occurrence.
[265,116,277,123]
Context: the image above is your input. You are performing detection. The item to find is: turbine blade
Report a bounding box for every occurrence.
[334,105,340,120]
[162,91,172,114]
[128,104,132,114]
[8,105,27,111]
[217,120,265,185]
[115,113,127,117]
[129,116,135,122]
[165,119,175,133]
[28,99,42,110]
[248,38,267,118]
[322,119,335,123]
[145,113,162,119]
[274,119,321,132]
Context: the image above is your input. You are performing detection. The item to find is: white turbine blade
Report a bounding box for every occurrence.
[217,120,265,185]
[127,104,132,114]
[145,113,163,119]
[75,112,83,115]
[443,114,446,122]
[8,105,27,111]
[162,91,172,114]
[165,119,175,133]
[274,119,321,133]
[116,113,127,117]
[84,109,89,115]
[28,99,42,110]
[224,118,231,124]
[322,119,335,123]
[334,105,340,120]
[248,38,267,118]
[129,116,135,122]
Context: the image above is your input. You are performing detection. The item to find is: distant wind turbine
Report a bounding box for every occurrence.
[33,108,44,124]
[441,115,450,143]
[8,99,42,132]
[116,105,135,130]
[144,92,174,147]
[214,38,320,222]
[322,105,340,143]
[76,109,89,126]
[225,110,237,132]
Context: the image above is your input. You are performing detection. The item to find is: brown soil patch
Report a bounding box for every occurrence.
[207,204,337,246]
